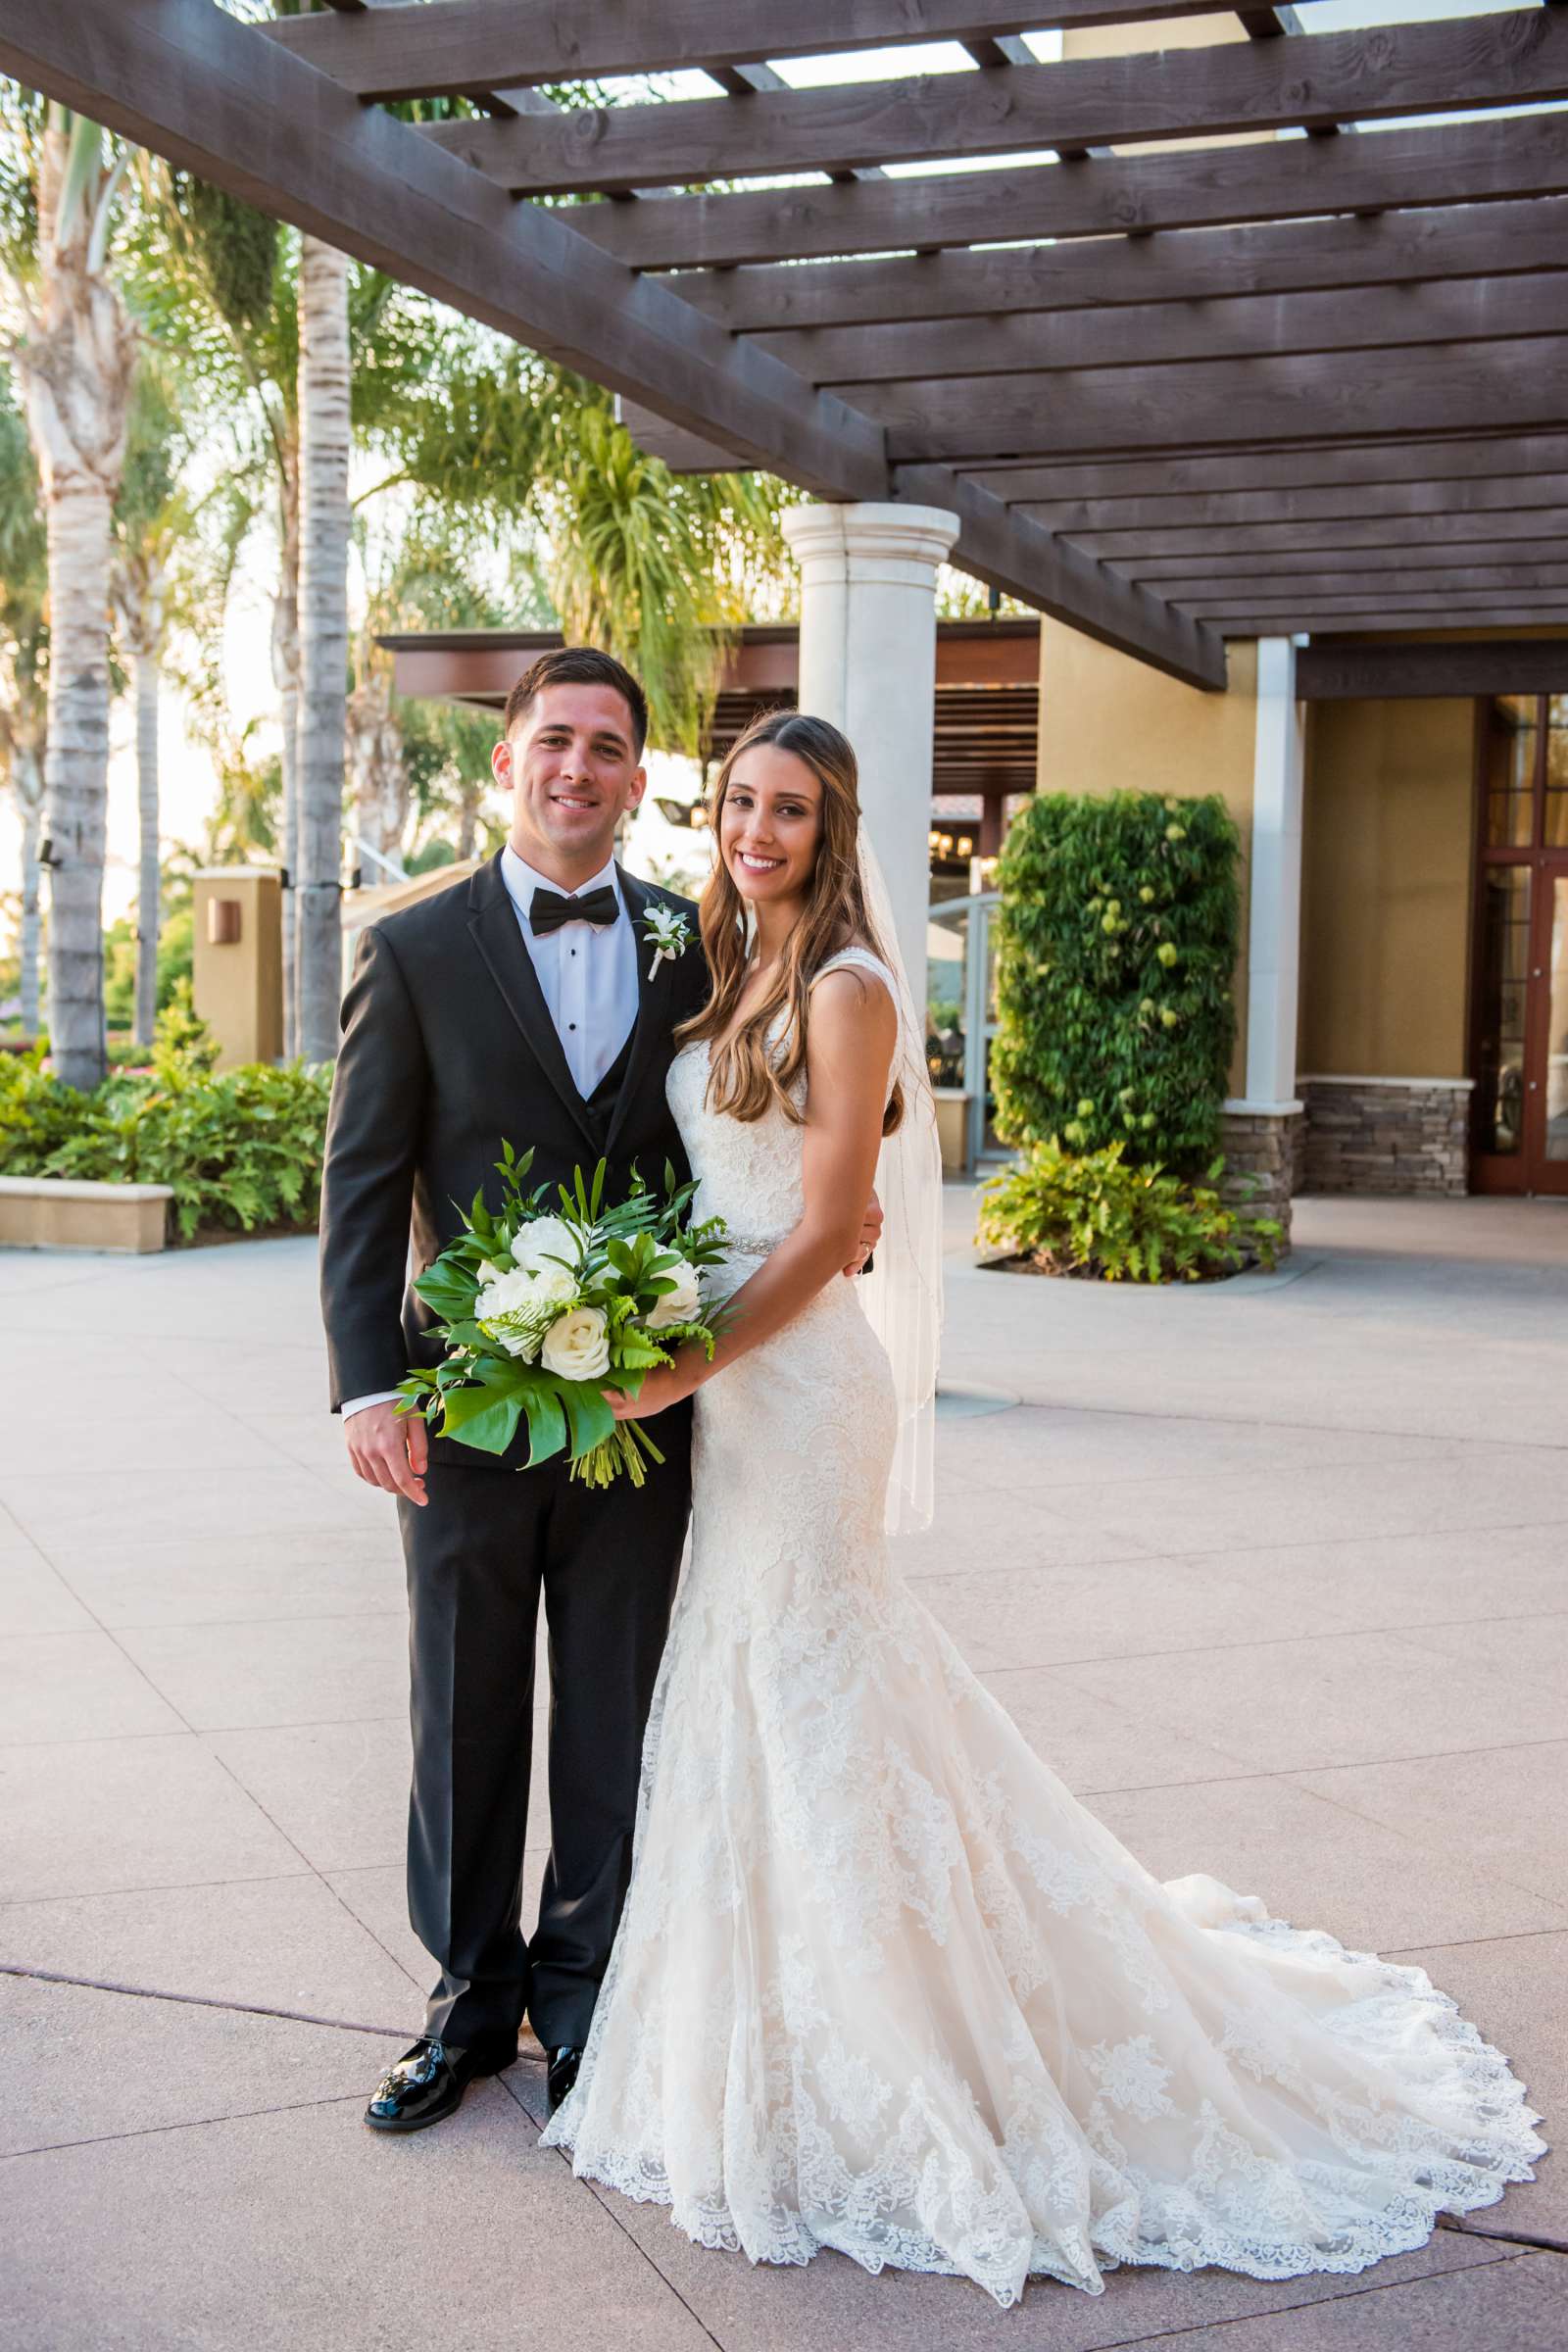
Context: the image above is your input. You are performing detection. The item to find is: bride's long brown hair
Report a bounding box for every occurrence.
[675,710,905,1135]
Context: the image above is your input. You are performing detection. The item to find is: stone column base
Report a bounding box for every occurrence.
[1218,1107,1303,1258]
[1299,1077,1472,1197]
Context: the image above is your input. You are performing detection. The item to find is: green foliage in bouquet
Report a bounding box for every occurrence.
[0,1003,329,1240]
[992,791,1240,1170]
[398,1145,729,1490]
[978,1136,1281,1285]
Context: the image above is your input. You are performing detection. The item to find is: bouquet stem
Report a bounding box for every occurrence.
[569,1421,667,1491]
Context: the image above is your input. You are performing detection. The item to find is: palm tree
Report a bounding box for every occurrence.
[3,105,136,1087]
[294,231,351,1063]
[0,379,48,1038]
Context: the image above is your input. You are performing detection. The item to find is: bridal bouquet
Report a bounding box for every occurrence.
[396,1145,728,1488]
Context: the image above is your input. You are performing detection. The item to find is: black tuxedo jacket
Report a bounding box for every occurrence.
[318,850,709,1457]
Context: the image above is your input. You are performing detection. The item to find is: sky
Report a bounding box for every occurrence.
[1,0,1546,930]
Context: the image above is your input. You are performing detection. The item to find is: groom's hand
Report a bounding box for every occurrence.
[345,1400,428,1506]
[843,1186,884,1278]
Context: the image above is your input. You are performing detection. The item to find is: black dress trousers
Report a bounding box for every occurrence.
[400,1401,692,2056]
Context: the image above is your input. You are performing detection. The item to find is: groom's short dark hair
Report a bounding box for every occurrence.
[504,647,649,758]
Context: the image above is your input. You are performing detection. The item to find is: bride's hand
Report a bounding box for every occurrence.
[608,1361,692,1421]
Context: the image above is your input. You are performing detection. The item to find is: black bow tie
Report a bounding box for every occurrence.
[529,883,619,938]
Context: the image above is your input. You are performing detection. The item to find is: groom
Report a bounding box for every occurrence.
[320,647,876,2133]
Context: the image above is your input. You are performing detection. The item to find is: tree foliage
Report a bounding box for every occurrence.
[992,791,1241,1172]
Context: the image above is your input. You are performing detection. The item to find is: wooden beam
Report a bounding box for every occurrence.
[1297,639,1568,699]
[672,196,1568,333]
[841,339,1568,465]
[891,467,1227,690]
[751,271,1568,386]
[964,435,1568,503]
[263,0,1253,100]
[0,0,888,502]
[421,11,1568,194]
[1197,597,1568,623]
[568,114,1568,270]
[1080,511,1568,563]
[1015,474,1568,534]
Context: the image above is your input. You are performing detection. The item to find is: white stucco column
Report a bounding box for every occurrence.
[1242,635,1306,1112]
[781,501,959,1016]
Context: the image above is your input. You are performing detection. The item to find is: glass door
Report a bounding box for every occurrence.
[1471,695,1568,1195]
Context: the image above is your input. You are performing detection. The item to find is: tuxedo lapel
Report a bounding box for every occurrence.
[603,867,681,1167]
[466,851,602,1159]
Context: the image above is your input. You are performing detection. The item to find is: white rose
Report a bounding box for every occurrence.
[646,1256,701,1331]
[513,1215,580,1279]
[475,1265,538,1323]
[540,1304,611,1382]
[524,1256,578,1312]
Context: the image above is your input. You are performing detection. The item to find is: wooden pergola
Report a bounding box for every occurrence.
[9,0,1568,697]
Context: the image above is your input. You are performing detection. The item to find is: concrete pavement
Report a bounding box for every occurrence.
[2,1192,1563,2348]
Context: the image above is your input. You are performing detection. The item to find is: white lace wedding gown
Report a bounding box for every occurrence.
[540,948,1546,2307]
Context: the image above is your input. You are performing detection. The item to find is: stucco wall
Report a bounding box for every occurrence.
[1298,698,1476,1080]
[1037,620,1257,1096]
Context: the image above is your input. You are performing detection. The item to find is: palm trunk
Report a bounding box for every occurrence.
[349,667,408,873]
[457,781,481,863]
[272,453,300,1056]
[15,115,136,1091]
[18,756,44,1040]
[44,477,114,1087]
[133,644,160,1047]
[295,235,351,1066]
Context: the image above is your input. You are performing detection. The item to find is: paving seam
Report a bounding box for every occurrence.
[497,2072,727,2351]
[0,1960,404,2037]
[0,1708,410,1751]
[1076,2244,1541,2349]
[1446,2223,1568,2255]
[0,1866,315,1907]
[0,2087,368,2162]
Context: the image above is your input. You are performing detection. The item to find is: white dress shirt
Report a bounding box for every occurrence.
[341,847,641,1422]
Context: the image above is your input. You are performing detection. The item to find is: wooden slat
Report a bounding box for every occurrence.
[673,196,1568,332]
[965,436,1568,503]
[1220,608,1568,634]
[1015,475,1568,533]
[1079,511,1568,563]
[1141,564,1568,602]
[842,339,1568,464]
[0,0,1224,693]
[752,271,1568,386]
[1297,640,1568,699]
[892,468,1226,689]
[263,0,1250,100]
[567,114,1568,270]
[421,11,1567,194]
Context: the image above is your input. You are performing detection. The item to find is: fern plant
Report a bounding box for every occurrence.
[978,1137,1281,1284]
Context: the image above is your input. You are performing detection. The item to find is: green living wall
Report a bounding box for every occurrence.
[992,790,1240,1172]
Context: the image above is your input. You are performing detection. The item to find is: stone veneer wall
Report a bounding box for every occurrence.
[1218,1108,1304,1255]
[1298,1077,1471,1198]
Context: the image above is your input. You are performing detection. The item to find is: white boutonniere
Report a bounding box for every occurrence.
[641,904,692,982]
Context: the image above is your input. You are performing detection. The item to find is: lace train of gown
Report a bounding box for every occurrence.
[540,950,1546,2308]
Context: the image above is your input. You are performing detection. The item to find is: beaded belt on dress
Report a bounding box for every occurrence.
[723,1234,780,1259]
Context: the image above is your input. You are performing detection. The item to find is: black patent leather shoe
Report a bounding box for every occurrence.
[364,2036,515,2133]
[547,2044,584,2114]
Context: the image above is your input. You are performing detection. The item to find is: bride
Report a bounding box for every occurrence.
[540,710,1545,2307]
